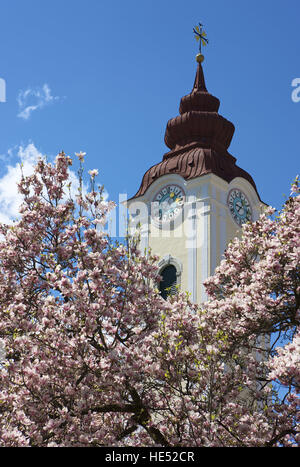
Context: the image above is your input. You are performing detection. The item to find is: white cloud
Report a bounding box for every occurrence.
[0,143,43,224]
[0,143,90,225]
[17,84,60,120]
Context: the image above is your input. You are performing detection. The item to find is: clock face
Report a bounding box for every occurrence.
[227,189,252,226]
[152,185,185,225]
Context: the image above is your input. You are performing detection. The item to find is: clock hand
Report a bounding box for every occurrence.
[235,202,243,213]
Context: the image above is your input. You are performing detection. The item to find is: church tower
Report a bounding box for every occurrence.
[127,45,264,303]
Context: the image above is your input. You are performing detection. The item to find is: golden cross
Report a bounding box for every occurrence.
[193,23,209,53]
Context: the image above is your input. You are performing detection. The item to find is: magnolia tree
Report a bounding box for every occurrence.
[0,152,298,447]
[203,178,299,446]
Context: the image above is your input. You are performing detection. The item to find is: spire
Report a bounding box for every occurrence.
[179,62,220,114]
[164,61,234,153]
[192,61,208,93]
[163,20,233,151]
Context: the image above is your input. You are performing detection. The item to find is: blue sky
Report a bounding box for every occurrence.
[0,0,299,224]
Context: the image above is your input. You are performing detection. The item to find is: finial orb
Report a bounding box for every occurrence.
[196,53,204,63]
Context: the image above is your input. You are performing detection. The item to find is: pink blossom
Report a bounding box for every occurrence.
[0,152,298,447]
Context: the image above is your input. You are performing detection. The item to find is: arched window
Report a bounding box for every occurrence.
[159,265,177,299]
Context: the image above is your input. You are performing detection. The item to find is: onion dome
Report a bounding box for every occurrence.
[132,60,259,199]
[164,61,235,154]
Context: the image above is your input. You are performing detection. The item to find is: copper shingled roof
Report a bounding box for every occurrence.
[132,61,259,199]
